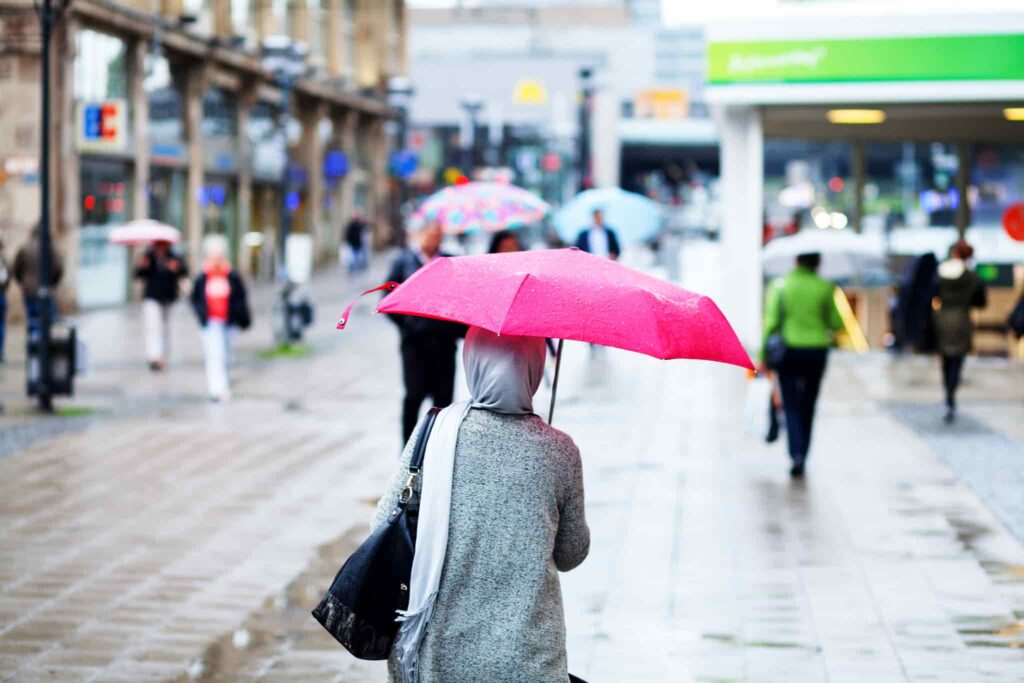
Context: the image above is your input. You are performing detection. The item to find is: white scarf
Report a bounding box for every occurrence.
[393,328,546,682]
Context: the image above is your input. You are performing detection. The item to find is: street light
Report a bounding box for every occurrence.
[577,66,595,193]
[30,0,72,412]
[260,36,311,346]
[460,94,484,179]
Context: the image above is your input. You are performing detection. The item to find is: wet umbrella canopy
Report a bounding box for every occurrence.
[338,249,753,420]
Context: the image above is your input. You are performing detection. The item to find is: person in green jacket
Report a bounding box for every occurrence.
[762,252,844,477]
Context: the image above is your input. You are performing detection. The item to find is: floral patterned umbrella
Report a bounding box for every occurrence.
[412,182,550,234]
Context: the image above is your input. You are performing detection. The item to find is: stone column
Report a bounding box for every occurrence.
[338,108,359,232]
[161,0,184,19]
[183,64,206,270]
[128,38,149,222]
[365,117,392,249]
[713,104,764,349]
[212,0,232,40]
[236,86,256,274]
[53,14,80,312]
[325,0,344,79]
[297,99,327,261]
[394,0,408,77]
[255,0,275,41]
[354,0,378,90]
[289,0,309,45]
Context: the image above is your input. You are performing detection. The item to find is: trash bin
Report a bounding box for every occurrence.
[27,318,77,397]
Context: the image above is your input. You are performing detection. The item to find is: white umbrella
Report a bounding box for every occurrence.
[762,229,887,280]
[108,219,181,246]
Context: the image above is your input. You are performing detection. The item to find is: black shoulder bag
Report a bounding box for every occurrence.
[312,407,441,660]
[764,284,787,371]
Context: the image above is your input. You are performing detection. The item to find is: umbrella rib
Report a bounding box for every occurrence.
[496,273,531,336]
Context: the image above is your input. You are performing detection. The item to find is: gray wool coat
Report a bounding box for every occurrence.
[372,407,590,683]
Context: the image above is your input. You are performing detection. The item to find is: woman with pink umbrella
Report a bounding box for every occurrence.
[330,249,750,680]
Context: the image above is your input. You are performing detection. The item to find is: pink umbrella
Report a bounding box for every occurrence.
[338,249,753,421]
[108,220,181,246]
[412,182,550,234]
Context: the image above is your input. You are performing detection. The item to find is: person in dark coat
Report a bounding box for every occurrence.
[386,221,466,441]
[895,252,939,352]
[0,239,9,363]
[13,225,63,336]
[574,208,621,260]
[344,212,369,272]
[135,240,188,371]
[934,240,986,423]
[190,235,251,402]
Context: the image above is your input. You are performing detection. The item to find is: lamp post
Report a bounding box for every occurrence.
[577,66,594,193]
[387,76,415,240]
[31,0,71,412]
[261,36,308,345]
[460,94,484,179]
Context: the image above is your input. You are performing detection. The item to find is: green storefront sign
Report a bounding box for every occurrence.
[709,34,1024,85]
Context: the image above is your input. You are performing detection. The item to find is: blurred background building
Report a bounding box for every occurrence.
[405,0,718,224]
[0,0,406,310]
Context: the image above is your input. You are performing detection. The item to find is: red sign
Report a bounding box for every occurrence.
[541,152,562,173]
[1004,202,1024,242]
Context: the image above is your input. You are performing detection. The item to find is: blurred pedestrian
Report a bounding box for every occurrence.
[487,229,522,254]
[894,252,938,352]
[344,211,369,272]
[934,239,986,423]
[190,235,251,402]
[375,326,589,682]
[574,208,621,261]
[13,225,63,336]
[762,252,844,478]
[0,239,9,363]
[135,240,188,371]
[386,222,466,441]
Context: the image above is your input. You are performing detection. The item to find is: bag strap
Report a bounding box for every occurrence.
[401,407,442,504]
[773,280,785,334]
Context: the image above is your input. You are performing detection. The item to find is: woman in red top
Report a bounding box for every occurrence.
[190,235,251,401]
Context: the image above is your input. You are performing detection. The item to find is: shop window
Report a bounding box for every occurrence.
[74,29,131,149]
[202,87,239,173]
[972,144,1024,230]
[146,51,185,164]
[249,102,287,182]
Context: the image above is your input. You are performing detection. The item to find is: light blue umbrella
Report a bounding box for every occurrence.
[553,187,663,245]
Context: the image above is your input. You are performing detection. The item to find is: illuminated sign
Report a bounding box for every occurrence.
[634,89,689,120]
[76,100,127,152]
[513,78,549,106]
[708,34,1024,85]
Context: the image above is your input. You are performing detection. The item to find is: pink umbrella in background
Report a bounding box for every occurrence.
[338,249,753,422]
[412,182,550,234]
[108,220,181,246]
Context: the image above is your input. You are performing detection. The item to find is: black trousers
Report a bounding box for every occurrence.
[777,348,828,463]
[401,339,456,442]
[941,354,966,409]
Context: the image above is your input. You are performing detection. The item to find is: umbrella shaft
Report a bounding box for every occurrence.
[548,339,564,424]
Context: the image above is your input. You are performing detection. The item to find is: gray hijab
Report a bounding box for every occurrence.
[464,326,546,415]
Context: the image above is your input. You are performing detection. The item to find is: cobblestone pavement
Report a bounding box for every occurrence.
[1,245,1023,682]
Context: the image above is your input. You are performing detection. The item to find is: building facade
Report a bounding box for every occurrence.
[0,0,406,310]
[406,2,712,205]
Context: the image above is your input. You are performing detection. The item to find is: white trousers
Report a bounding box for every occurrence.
[142,299,173,362]
[201,320,236,398]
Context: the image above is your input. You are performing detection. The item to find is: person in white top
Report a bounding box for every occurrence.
[574,208,621,261]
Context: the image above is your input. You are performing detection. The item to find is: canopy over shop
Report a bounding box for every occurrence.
[706,11,1024,348]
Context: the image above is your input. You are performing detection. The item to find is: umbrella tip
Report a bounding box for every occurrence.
[336,317,346,330]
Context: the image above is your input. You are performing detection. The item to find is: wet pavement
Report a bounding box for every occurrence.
[1,245,1023,682]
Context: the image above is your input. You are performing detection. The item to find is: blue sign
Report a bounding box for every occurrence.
[389,150,418,179]
[83,105,103,140]
[286,191,301,214]
[323,150,349,179]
